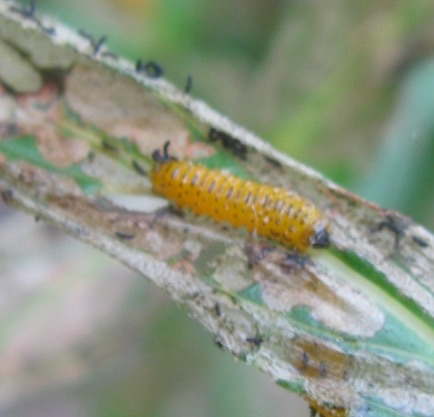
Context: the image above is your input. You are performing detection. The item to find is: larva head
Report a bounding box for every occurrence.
[310,220,330,248]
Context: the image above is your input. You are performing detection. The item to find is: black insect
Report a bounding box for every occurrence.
[373,214,407,250]
[301,351,309,371]
[214,302,221,317]
[309,405,318,417]
[87,151,95,162]
[309,402,346,417]
[101,139,118,152]
[246,335,263,347]
[184,75,193,94]
[9,0,55,35]
[265,155,282,168]
[78,30,107,55]
[214,338,224,350]
[33,13,56,35]
[135,59,164,79]
[412,235,429,248]
[282,252,310,270]
[319,361,328,378]
[132,160,147,176]
[115,231,136,240]
[0,122,19,138]
[208,127,248,160]
[9,0,36,18]
[0,188,13,203]
[245,243,274,269]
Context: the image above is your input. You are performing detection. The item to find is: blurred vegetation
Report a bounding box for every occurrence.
[3,0,434,416]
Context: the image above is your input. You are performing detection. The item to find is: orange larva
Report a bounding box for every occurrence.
[151,146,329,251]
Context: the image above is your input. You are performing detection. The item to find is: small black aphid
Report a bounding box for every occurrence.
[246,335,263,347]
[374,214,406,250]
[301,351,309,370]
[0,188,14,203]
[87,151,95,162]
[93,35,107,55]
[214,338,224,350]
[132,160,147,176]
[136,59,164,79]
[208,127,247,160]
[0,122,18,137]
[244,243,273,269]
[115,231,136,240]
[309,406,317,417]
[10,0,36,18]
[412,235,429,248]
[184,75,193,94]
[78,30,107,55]
[101,139,118,152]
[78,30,93,41]
[319,361,328,378]
[135,59,144,72]
[265,155,282,168]
[9,0,55,34]
[38,22,55,35]
[283,252,310,269]
[214,302,221,317]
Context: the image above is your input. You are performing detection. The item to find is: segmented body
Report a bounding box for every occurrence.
[151,161,329,251]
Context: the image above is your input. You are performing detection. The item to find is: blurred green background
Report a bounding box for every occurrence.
[1,0,434,416]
